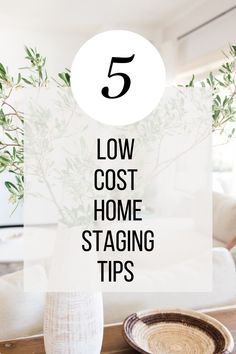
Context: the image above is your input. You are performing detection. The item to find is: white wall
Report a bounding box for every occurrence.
[0,27,91,77]
[1,0,236,223]
[162,0,236,82]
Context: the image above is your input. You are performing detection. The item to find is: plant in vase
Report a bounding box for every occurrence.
[0,47,103,354]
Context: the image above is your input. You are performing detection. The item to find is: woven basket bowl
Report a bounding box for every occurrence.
[123,309,234,354]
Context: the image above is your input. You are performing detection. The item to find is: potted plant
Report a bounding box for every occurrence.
[0,47,103,354]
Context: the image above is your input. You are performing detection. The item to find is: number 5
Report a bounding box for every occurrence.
[101,54,135,99]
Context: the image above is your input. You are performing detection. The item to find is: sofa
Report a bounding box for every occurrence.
[0,191,236,340]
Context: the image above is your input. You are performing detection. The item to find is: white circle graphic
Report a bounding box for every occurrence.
[71,30,166,126]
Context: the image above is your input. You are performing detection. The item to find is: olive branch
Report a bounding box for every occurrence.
[0,46,70,207]
[0,44,236,207]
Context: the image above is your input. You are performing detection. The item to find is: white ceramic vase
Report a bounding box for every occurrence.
[44,292,103,354]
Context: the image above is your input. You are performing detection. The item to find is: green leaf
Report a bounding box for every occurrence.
[17,73,22,85]
[215,95,221,104]
[58,71,71,86]
[22,77,33,85]
[5,181,18,194]
[0,63,6,76]
[5,132,15,141]
[0,155,11,164]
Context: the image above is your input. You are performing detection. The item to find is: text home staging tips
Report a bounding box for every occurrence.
[81,138,155,283]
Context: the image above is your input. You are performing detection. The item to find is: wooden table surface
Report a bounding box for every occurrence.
[0,306,235,353]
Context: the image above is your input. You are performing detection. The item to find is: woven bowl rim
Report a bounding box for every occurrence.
[123,308,234,354]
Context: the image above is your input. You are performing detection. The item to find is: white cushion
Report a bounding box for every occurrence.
[103,248,236,323]
[0,266,46,340]
[213,192,236,244]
